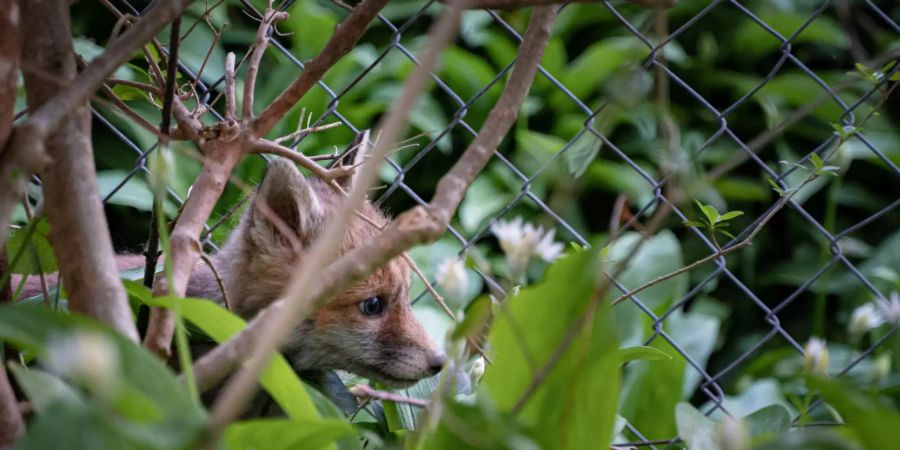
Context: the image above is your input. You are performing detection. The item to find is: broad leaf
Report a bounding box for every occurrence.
[482,245,621,450]
[223,418,355,450]
[675,402,717,450]
[132,287,322,422]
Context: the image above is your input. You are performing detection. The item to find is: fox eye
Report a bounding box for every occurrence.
[358,296,385,317]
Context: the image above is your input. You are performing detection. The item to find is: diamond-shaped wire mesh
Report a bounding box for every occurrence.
[61,0,900,447]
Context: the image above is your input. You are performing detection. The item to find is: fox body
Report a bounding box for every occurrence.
[187,157,445,387]
[13,149,445,388]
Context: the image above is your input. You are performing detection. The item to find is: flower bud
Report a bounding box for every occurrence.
[45,331,119,396]
[435,257,469,303]
[848,303,884,337]
[803,337,829,376]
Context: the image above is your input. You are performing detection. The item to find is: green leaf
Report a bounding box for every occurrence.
[133,287,322,422]
[683,220,706,229]
[6,218,57,274]
[716,228,737,240]
[807,376,900,450]
[810,153,824,171]
[8,364,84,413]
[619,345,673,363]
[223,418,355,450]
[744,404,791,440]
[0,303,207,449]
[695,200,720,226]
[716,210,744,223]
[675,402,718,450]
[619,339,685,440]
[482,245,620,450]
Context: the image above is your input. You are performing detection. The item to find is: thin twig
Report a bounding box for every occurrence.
[224,52,237,121]
[106,78,162,95]
[199,252,230,311]
[349,384,430,408]
[243,1,288,120]
[252,0,389,137]
[272,121,342,144]
[251,139,353,182]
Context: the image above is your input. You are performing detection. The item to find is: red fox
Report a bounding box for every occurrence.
[12,139,446,388]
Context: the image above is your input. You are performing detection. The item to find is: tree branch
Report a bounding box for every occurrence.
[251,0,388,137]
[144,141,244,357]
[250,139,353,182]
[18,0,139,342]
[0,4,25,445]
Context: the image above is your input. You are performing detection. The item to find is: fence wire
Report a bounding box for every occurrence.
[63,0,900,447]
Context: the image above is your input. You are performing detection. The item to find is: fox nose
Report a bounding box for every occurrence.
[427,352,446,375]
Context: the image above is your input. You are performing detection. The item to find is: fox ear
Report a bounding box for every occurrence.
[331,129,371,191]
[252,158,325,242]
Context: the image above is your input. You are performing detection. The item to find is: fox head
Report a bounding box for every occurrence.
[202,136,445,388]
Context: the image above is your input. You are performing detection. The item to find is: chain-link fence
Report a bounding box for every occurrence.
[67,0,900,447]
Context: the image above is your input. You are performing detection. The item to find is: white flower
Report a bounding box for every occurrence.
[848,303,885,336]
[490,216,563,281]
[45,331,119,396]
[717,415,749,450]
[876,291,900,325]
[535,227,564,262]
[803,337,829,376]
[435,257,469,302]
[469,356,485,383]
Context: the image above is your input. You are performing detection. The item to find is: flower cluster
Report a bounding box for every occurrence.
[490,216,564,282]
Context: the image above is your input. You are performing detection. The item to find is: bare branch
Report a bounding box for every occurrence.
[204,5,464,436]
[199,252,230,311]
[144,141,244,358]
[252,0,388,137]
[19,0,139,342]
[224,52,237,121]
[97,82,165,139]
[0,3,23,436]
[242,2,288,120]
[250,139,352,182]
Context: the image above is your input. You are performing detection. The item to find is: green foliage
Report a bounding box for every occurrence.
[222,419,355,450]
[482,245,621,449]
[0,303,207,449]
[684,200,745,243]
[5,218,57,275]
[124,282,323,422]
[7,0,899,448]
